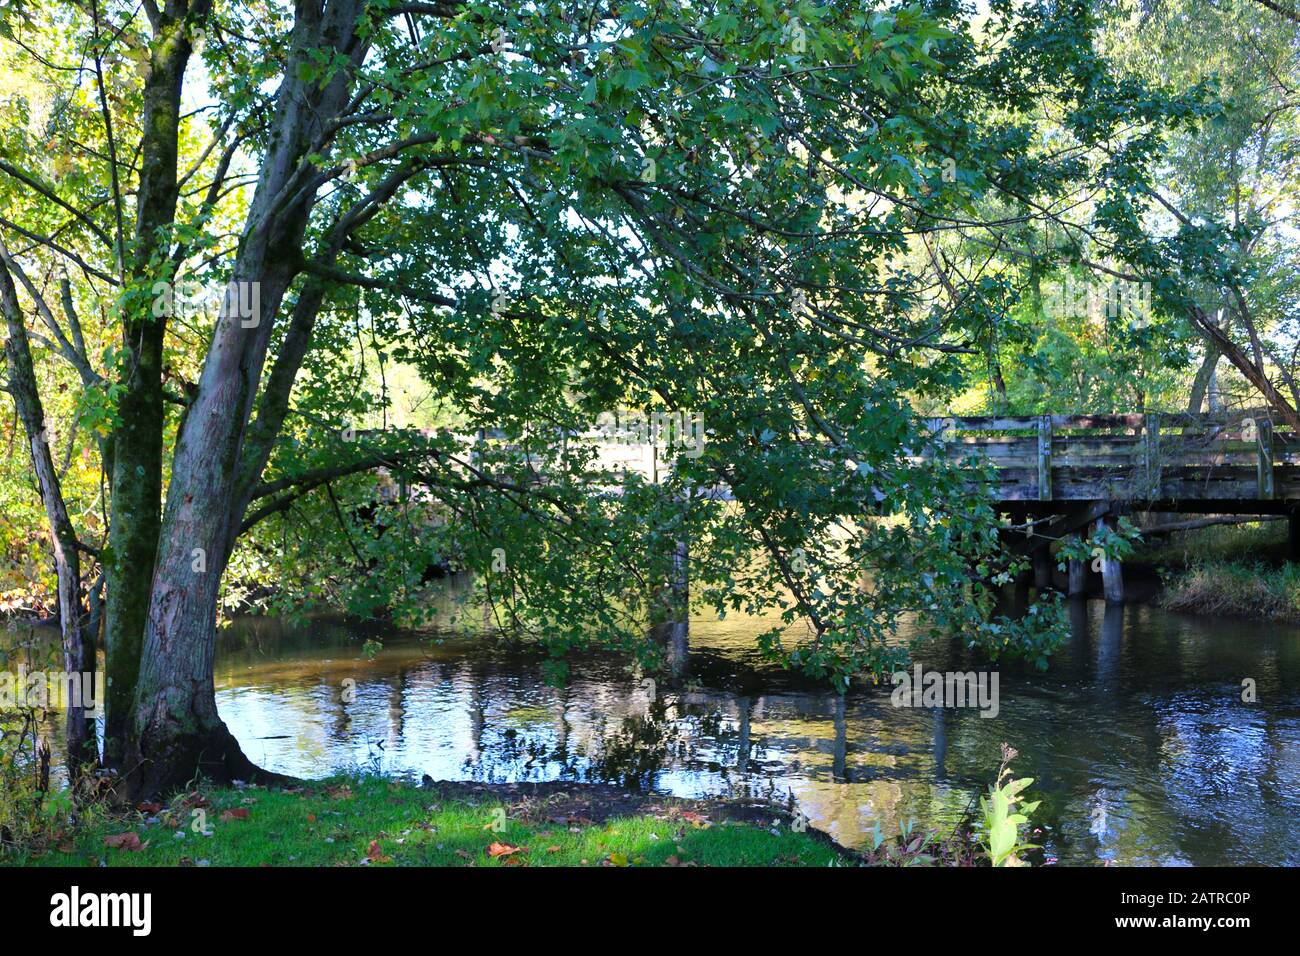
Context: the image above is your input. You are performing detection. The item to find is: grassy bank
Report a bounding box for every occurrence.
[1139,519,1290,567]
[1138,520,1300,622]
[13,776,849,868]
[1159,559,1300,621]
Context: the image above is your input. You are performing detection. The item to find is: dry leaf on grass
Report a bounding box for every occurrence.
[104,832,147,852]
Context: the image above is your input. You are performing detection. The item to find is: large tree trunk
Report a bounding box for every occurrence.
[1,255,97,779]
[102,330,165,767]
[125,262,299,795]
[103,1,209,768]
[126,0,366,798]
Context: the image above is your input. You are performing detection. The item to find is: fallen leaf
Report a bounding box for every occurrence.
[306,814,316,823]
[487,842,523,858]
[220,808,250,821]
[136,801,162,814]
[104,832,146,852]
[545,845,562,854]
[366,840,392,864]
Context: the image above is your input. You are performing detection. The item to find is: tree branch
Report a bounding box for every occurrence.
[0,160,114,249]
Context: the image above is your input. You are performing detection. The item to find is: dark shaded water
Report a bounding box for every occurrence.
[203,586,1300,865]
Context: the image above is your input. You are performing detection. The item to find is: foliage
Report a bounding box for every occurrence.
[858,816,979,866]
[1140,517,1288,567]
[1056,515,1142,570]
[977,743,1040,867]
[0,629,56,855]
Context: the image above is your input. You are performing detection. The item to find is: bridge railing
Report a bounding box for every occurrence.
[389,413,1296,505]
[921,412,1298,502]
[461,426,673,488]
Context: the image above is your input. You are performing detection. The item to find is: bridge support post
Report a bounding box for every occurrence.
[1033,547,1053,591]
[1095,516,1124,602]
[1068,531,1087,597]
[670,535,688,626]
[654,534,690,677]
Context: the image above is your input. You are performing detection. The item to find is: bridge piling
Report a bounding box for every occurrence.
[653,534,690,673]
[1033,547,1053,591]
[1067,530,1087,597]
[1095,516,1124,602]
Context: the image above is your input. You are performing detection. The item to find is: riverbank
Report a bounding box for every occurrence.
[15,776,863,867]
[1138,520,1300,622]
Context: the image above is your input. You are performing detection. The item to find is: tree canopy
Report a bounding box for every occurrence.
[2,0,1297,794]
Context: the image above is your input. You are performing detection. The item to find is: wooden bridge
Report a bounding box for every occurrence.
[383,412,1298,604]
[924,412,1297,507]
[924,412,1300,599]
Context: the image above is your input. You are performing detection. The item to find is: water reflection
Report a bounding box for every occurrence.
[202,591,1300,865]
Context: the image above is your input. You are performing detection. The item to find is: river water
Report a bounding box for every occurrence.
[193,582,1299,865]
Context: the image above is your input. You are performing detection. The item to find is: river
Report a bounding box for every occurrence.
[191,581,1300,865]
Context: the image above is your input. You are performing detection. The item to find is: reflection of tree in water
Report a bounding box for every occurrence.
[587,702,682,789]
[585,698,792,800]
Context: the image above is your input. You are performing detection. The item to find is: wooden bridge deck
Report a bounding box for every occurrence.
[923,413,1300,513]
[920,412,1300,596]
[387,413,1300,516]
[444,413,1300,514]
[381,412,1300,600]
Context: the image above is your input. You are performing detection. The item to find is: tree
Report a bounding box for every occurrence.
[1,250,97,776]
[1048,0,1300,426]
[0,0,1191,796]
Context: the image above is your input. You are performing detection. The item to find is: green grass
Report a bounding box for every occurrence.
[1139,519,1290,568]
[1159,559,1300,621]
[14,776,845,868]
[1126,520,1300,621]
